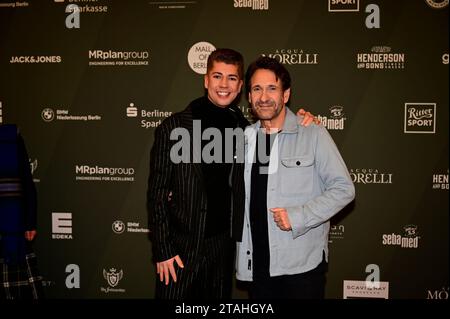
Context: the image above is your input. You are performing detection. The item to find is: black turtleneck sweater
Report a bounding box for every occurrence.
[193,97,241,238]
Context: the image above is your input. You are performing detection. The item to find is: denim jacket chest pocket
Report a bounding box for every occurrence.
[279,156,315,195]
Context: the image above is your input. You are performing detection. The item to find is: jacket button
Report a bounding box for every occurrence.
[296,161,301,165]
[246,250,250,255]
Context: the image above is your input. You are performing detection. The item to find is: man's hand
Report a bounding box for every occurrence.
[156,255,184,285]
[270,208,292,231]
[297,108,320,126]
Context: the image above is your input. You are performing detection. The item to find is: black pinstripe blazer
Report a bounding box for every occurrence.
[147,96,248,269]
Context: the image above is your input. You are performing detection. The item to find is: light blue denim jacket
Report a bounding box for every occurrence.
[235,107,355,281]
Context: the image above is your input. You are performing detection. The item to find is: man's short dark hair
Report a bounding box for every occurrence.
[245,56,291,94]
[207,48,244,79]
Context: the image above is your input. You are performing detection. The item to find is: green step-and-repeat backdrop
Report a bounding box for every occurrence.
[0,0,448,299]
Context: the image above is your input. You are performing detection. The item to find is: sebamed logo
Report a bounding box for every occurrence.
[55,0,108,13]
[404,103,436,134]
[41,108,101,122]
[317,106,346,130]
[88,50,149,66]
[10,55,61,64]
[328,0,359,12]
[187,41,216,74]
[101,268,125,293]
[0,1,29,9]
[75,165,135,182]
[382,225,420,249]
[329,224,345,243]
[112,220,149,234]
[432,170,448,190]
[425,0,449,9]
[357,46,405,70]
[126,102,172,129]
[233,0,269,10]
[52,212,73,240]
[427,287,449,299]
[262,49,318,65]
[350,168,393,185]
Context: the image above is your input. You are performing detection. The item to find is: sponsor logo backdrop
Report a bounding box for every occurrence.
[0,0,448,299]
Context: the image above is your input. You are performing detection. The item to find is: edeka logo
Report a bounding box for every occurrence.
[404,103,436,134]
[432,170,448,190]
[349,168,393,184]
[317,106,346,130]
[52,212,73,240]
[328,0,359,12]
[261,49,318,65]
[357,46,405,70]
[382,225,420,249]
[101,268,125,293]
[88,49,149,66]
[233,0,269,10]
[126,102,172,129]
[187,41,216,74]
[75,165,135,182]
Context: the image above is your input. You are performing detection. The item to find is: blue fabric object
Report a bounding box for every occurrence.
[0,124,36,265]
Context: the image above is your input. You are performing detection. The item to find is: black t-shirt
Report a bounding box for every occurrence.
[250,130,278,279]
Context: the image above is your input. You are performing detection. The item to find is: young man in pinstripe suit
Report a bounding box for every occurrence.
[147,49,315,299]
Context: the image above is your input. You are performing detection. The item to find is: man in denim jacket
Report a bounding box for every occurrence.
[234,57,355,299]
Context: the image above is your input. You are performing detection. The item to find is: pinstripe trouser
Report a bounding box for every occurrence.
[155,232,234,300]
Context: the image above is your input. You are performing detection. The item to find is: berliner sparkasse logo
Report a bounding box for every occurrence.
[404,103,436,134]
